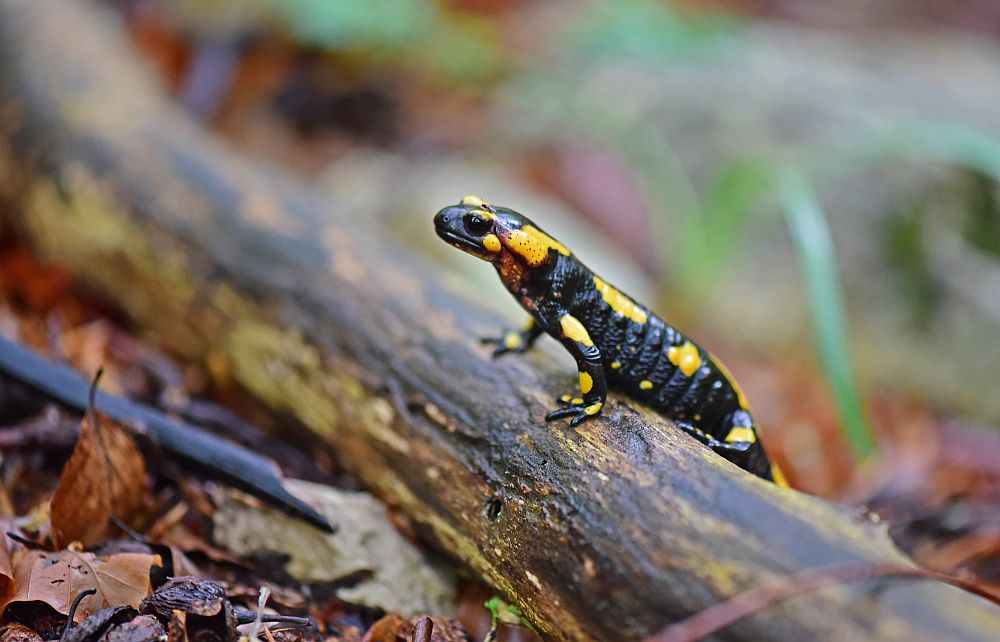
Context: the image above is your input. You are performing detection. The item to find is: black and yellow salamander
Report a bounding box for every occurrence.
[434,195,786,485]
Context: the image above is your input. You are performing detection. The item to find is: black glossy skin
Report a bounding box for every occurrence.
[434,199,775,481]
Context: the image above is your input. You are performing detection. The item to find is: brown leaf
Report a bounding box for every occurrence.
[0,532,17,615]
[102,614,166,642]
[167,610,189,642]
[0,622,43,642]
[361,614,407,642]
[10,548,159,623]
[50,408,147,549]
[361,615,468,642]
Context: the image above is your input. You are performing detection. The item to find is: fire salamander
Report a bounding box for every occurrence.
[434,196,787,485]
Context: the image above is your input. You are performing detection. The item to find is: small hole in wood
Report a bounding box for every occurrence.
[485,498,503,520]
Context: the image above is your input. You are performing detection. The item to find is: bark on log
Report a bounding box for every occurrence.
[1,2,999,641]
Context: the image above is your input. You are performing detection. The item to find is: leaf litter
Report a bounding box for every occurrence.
[9,548,159,622]
[49,381,148,549]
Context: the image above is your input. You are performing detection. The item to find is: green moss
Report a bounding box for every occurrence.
[23,166,205,354]
[226,318,341,438]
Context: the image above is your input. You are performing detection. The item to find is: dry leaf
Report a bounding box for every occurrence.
[50,408,147,548]
[10,549,159,623]
[0,532,16,615]
[211,481,455,616]
[101,614,165,642]
[362,615,469,642]
[0,622,43,642]
[361,614,407,642]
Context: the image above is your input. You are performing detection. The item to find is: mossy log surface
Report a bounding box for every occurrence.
[1,2,999,641]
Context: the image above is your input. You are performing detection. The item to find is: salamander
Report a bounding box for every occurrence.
[434,195,786,485]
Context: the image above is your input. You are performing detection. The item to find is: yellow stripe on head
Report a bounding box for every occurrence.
[504,225,570,267]
[482,233,501,253]
[460,195,485,207]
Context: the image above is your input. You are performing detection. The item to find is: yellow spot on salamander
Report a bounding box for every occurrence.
[585,401,603,415]
[611,361,621,370]
[639,380,653,390]
[724,426,756,444]
[561,394,572,403]
[593,276,648,324]
[579,371,594,394]
[460,195,485,207]
[668,341,702,377]
[571,397,584,405]
[560,315,593,346]
[504,225,570,267]
[503,331,522,350]
[483,233,501,253]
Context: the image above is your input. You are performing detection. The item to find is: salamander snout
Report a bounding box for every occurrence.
[434,199,502,262]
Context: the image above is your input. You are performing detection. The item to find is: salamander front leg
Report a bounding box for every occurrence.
[544,313,607,427]
[482,318,543,357]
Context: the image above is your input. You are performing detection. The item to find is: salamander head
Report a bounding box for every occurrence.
[434,195,570,267]
[434,195,505,262]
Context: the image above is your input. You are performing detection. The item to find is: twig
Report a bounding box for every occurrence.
[242,585,270,641]
[60,588,97,639]
[645,562,1000,642]
[87,368,102,429]
[411,616,433,642]
[233,610,312,627]
[0,337,332,532]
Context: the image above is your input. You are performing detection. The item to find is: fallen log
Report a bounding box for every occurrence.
[0,1,998,641]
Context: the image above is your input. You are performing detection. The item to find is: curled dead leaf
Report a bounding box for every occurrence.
[50,407,147,549]
[9,549,159,623]
[140,577,237,642]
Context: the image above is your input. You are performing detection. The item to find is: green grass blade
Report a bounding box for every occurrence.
[779,169,877,459]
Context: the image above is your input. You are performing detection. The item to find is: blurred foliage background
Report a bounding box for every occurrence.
[110,0,1000,570]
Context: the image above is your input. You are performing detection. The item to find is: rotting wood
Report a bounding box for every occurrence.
[0,2,999,641]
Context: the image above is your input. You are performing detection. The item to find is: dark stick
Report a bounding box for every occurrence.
[0,337,332,532]
[412,617,433,642]
[61,588,98,639]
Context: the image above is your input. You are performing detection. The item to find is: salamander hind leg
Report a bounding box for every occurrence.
[674,410,774,480]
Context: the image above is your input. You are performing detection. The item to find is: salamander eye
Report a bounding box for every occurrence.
[464,213,492,236]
